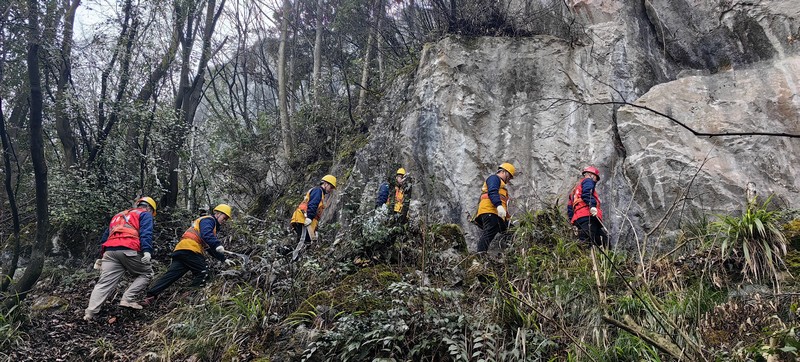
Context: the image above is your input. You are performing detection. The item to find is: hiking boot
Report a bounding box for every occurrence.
[119,300,143,309]
[140,295,156,307]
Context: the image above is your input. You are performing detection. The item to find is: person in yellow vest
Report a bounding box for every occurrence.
[474,163,515,252]
[142,204,234,304]
[291,175,337,244]
[375,168,411,223]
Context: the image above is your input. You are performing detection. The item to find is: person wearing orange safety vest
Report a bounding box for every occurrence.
[143,204,234,304]
[474,163,515,252]
[375,168,411,223]
[567,166,608,247]
[84,197,157,321]
[291,175,337,245]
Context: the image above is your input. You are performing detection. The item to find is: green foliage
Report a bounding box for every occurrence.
[711,195,789,287]
[596,332,661,362]
[145,284,272,360]
[511,203,572,245]
[49,168,119,257]
[784,218,800,250]
[0,306,24,353]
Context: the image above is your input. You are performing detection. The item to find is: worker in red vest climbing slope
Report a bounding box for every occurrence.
[84,197,157,321]
[567,166,609,247]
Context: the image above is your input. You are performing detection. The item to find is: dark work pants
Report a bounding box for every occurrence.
[575,216,609,248]
[292,223,312,244]
[476,213,508,252]
[147,251,208,297]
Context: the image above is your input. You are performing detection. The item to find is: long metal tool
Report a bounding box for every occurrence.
[291,226,309,262]
[222,250,250,266]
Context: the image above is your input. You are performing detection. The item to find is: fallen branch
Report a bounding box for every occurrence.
[602,314,691,360]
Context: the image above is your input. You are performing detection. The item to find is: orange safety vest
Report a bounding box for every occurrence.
[386,186,405,213]
[174,216,217,254]
[291,187,326,224]
[569,179,602,223]
[103,208,146,251]
[475,176,510,220]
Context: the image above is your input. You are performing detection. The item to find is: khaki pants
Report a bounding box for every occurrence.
[85,249,153,317]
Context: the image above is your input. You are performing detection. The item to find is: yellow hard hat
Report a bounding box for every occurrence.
[396,168,406,176]
[136,197,157,213]
[321,174,337,189]
[498,162,516,178]
[213,204,232,218]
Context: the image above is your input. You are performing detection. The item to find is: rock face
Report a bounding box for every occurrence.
[617,57,800,224]
[345,0,800,249]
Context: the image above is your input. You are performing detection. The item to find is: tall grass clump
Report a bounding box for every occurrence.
[0,305,24,354]
[711,195,789,289]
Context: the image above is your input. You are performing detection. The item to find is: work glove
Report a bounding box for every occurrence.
[304,217,313,226]
[224,258,236,267]
[141,252,152,264]
[93,259,103,270]
[496,205,507,219]
[216,245,225,254]
[590,207,598,217]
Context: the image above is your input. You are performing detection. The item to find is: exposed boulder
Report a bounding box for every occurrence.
[617,56,800,230]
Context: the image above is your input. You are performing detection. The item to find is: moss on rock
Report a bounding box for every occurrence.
[429,223,467,253]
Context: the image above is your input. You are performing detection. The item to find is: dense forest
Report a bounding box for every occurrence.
[1,0,799,360]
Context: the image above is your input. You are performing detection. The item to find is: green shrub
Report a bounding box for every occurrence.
[711,195,789,288]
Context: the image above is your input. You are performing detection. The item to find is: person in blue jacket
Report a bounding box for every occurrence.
[567,166,608,247]
[473,163,515,253]
[291,175,337,244]
[142,204,235,305]
[375,168,411,223]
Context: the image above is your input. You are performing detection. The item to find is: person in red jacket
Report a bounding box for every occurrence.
[567,166,608,247]
[84,197,157,321]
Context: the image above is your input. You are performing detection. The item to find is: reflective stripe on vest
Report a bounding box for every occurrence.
[103,208,145,251]
[180,216,216,249]
[109,209,141,238]
[476,177,510,219]
[292,187,326,224]
[386,186,404,213]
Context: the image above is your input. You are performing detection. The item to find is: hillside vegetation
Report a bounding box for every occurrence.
[3,198,799,361]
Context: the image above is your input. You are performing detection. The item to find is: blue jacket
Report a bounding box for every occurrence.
[199,216,226,261]
[485,174,503,207]
[567,178,597,220]
[306,186,325,220]
[375,182,390,208]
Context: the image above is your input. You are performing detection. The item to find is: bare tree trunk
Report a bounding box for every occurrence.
[0,2,21,293]
[312,0,324,106]
[0,99,21,293]
[88,0,184,167]
[5,0,49,310]
[54,0,80,168]
[356,32,373,115]
[376,0,384,86]
[87,0,138,167]
[277,0,294,159]
[356,0,378,116]
[162,0,225,209]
